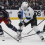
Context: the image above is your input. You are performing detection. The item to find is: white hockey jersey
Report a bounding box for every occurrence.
[19,7,34,23]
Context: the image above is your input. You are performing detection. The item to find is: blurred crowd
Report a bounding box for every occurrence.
[0,0,45,10]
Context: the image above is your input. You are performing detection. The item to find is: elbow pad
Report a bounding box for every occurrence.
[18,11,21,19]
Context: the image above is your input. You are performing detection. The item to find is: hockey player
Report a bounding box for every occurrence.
[0,4,17,36]
[17,2,44,41]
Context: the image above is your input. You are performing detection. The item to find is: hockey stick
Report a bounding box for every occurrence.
[21,19,45,35]
[3,30,19,42]
[27,19,45,34]
[22,31,45,38]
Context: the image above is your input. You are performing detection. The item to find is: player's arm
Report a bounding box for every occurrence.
[2,10,9,17]
[18,7,23,19]
[18,7,24,26]
[3,11,17,32]
[18,11,24,26]
[3,11,9,18]
[3,10,11,23]
[18,11,21,19]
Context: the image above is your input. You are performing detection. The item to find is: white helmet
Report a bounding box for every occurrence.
[21,2,28,8]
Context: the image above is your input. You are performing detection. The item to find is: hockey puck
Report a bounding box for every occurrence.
[2,40,5,41]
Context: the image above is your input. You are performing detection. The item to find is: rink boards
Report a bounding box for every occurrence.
[6,10,45,20]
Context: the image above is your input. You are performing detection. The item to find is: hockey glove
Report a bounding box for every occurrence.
[19,22,23,26]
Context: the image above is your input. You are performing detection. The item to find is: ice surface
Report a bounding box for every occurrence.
[0,20,45,45]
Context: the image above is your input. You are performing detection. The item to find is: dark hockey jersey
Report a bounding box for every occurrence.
[0,10,9,19]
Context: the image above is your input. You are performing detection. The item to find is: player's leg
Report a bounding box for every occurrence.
[31,15,44,41]
[4,18,17,32]
[33,26,44,40]
[0,19,4,36]
[0,25,4,36]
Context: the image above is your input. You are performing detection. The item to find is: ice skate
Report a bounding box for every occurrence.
[0,32,4,37]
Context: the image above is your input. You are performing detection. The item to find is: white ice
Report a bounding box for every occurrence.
[0,20,45,45]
